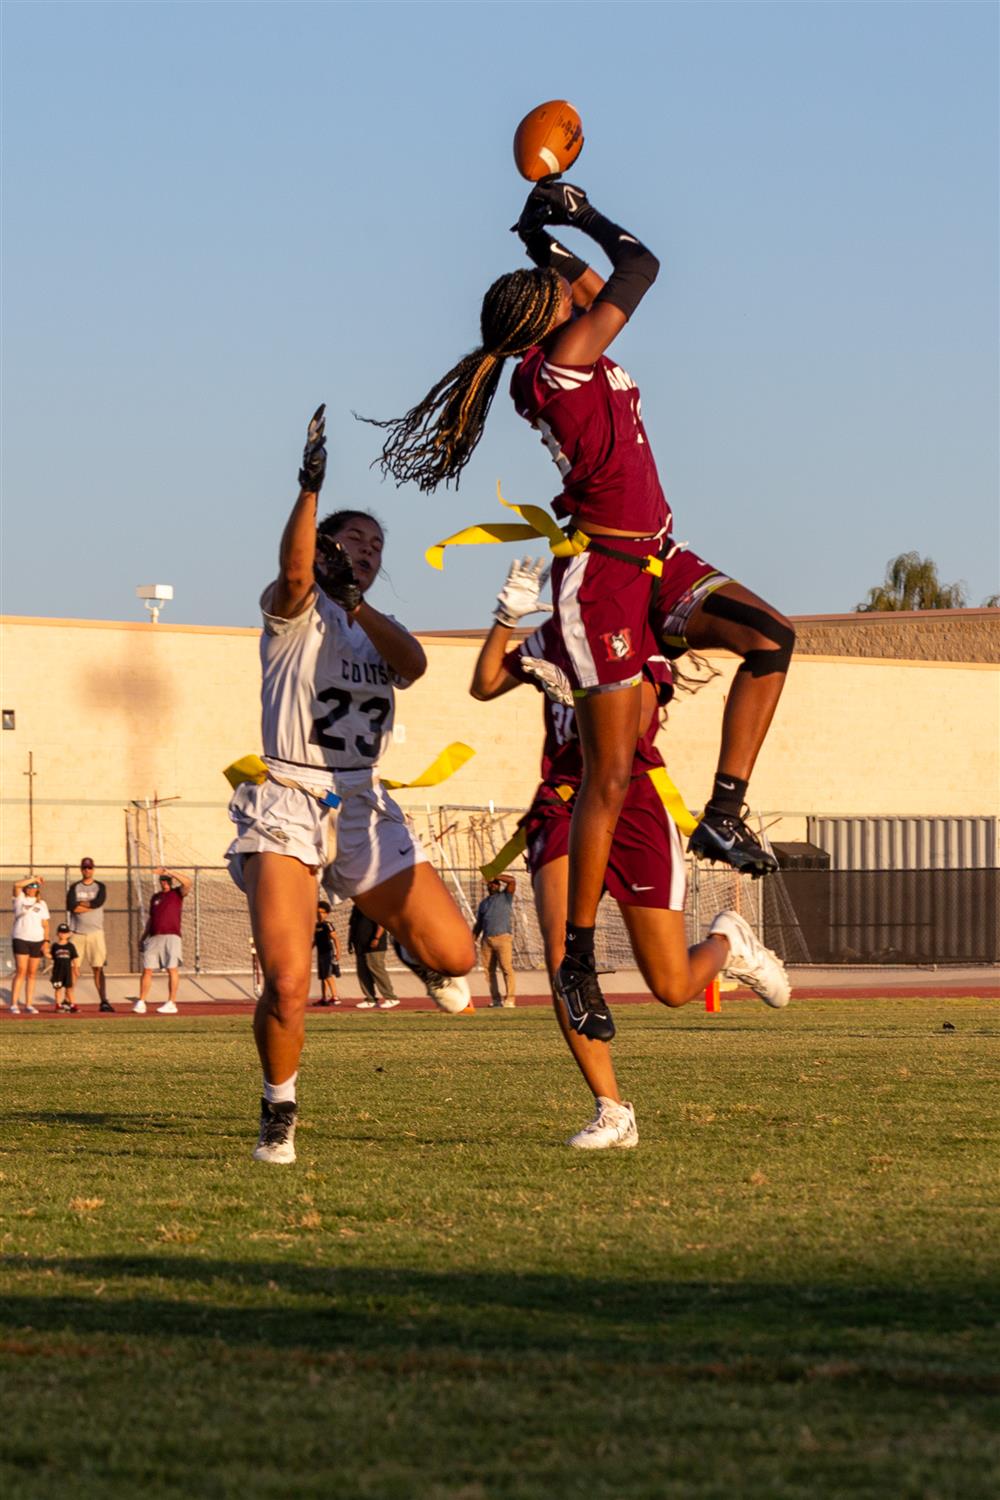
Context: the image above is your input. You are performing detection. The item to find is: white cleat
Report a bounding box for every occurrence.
[156,1000,179,1014]
[568,1097,638,1151]
[252,1099,297,1164]
[392,942,472,1015]
[709,910,791,1008]
[132,999,147,1015]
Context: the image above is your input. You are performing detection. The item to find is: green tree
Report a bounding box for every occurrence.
[856,552,969,612]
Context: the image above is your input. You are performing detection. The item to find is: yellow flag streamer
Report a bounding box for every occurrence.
[479,785,575,880]
[381,742,475,791]
[646,765,700,836]
[426,481,664,576]
[223,754,268,790]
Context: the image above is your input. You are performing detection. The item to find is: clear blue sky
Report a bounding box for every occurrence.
[3,1,997,629]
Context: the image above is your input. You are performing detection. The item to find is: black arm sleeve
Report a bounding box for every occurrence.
[574,206,660,321]
[89,881,108,910]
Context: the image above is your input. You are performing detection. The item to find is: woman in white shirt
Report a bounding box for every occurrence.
[227,408,476,1166]
[9,876,50,1015]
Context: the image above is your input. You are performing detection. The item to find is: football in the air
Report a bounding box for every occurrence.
[513,100,584,182]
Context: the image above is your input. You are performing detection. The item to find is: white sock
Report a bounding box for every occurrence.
[263,1072,297,1105]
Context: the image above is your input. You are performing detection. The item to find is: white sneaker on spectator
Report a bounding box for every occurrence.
[568,1097,638,1150]
[132,1000,147,1015]
[377,998,400,1009]
[23,1005,39,1015]
[8,1005,22,1016]
[709,910,791,1008]
[156,1000,179,1015]
[356,999,377,1009]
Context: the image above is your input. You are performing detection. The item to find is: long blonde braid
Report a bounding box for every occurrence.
[364,268,563,491]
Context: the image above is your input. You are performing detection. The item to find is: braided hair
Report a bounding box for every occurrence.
[365,267,564,492]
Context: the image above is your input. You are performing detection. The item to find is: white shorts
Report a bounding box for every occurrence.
[143,934,183,970]
[225,773,428,900]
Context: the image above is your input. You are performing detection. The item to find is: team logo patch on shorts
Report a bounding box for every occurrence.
[601,628,635,662]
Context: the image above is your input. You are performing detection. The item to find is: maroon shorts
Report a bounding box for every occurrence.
[649,543,730,654]
[551,539,657,692]
[523,775,686,911]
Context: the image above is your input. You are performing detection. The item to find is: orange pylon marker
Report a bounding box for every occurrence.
[704,977,722,1013]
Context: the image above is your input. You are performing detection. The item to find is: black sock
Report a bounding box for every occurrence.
[706,773,748,817]
[564,924,595,965]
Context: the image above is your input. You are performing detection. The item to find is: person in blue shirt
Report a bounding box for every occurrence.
[473,876,517,1008]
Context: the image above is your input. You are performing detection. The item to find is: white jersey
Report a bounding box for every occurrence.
[258,584,409,787]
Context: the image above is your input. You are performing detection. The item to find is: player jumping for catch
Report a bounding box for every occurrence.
[226,408,475,1164]
[368,180,792,1045]
[472,558,790,1136]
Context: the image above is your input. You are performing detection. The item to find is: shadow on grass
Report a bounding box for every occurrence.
[1,1256,998,1388]
[6,1112,184,1134]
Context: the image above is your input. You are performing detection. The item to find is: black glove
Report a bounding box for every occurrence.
[298,404,327,494]
[514,179,591,238]
[314,534,363,613]
[516,226,589,284]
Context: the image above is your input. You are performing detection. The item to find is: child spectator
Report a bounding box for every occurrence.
[50,924,80,1012]
[312,901,341,1006]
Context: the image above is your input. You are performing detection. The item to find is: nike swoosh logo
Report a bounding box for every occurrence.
[564,187,583,214]
[718,779,736,791]
[631,884,654,892]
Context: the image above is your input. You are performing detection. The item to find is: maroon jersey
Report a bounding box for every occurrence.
[503,620,673,787]
[510,345,671,536]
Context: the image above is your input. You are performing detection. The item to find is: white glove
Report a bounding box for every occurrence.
[493,557,553,628]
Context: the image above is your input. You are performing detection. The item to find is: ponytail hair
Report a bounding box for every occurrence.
[363,267,564,492]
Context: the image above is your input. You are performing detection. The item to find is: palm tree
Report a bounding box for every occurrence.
[856,552,969,612]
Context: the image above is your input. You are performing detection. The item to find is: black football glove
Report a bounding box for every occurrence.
[298,404,327,494]
[513,179,590,238]
[314,534,363,614]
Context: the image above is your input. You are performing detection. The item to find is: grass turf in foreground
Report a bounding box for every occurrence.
[1,997,997,1499]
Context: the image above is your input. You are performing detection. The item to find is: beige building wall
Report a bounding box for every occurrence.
[1,614,998,868]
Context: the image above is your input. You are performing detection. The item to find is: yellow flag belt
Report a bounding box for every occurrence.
[223,743,475,800]
[479,768,699,881]
[427,483,664,577]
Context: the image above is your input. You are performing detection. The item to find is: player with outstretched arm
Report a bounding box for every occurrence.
[369,178,793,1049]
[471,559,790,1147]
[226,409,475,1165]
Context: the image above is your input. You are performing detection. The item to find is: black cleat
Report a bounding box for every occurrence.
[554,955,615,1042]
[253,1098,298,1164]
[688,809,778,878]
[98,1000,115,1013]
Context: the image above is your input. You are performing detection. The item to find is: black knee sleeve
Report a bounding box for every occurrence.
[701,593,795,678]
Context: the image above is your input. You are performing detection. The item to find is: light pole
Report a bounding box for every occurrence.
[135,583,174,624]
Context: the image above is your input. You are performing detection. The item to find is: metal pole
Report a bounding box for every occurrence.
[194,867,202,974]
[23,752,35,869]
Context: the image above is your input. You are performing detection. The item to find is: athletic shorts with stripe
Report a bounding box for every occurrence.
[550,538,657,693]
[650,544,731,656]
[522,776,686,911]
[225,774,428,900]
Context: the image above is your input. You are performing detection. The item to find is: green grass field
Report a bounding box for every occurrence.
[2,997,998,1499]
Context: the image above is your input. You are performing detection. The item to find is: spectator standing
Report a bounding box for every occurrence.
[347,903,399,1010]
[473,876,517,1008]
[9,876,50,1015]
[313,900,341,1006]
[67,857,114,1012]
[49,924,80,1012]
[133,868,191,1015]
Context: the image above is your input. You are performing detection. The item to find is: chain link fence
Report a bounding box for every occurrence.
[2,861,994,975]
